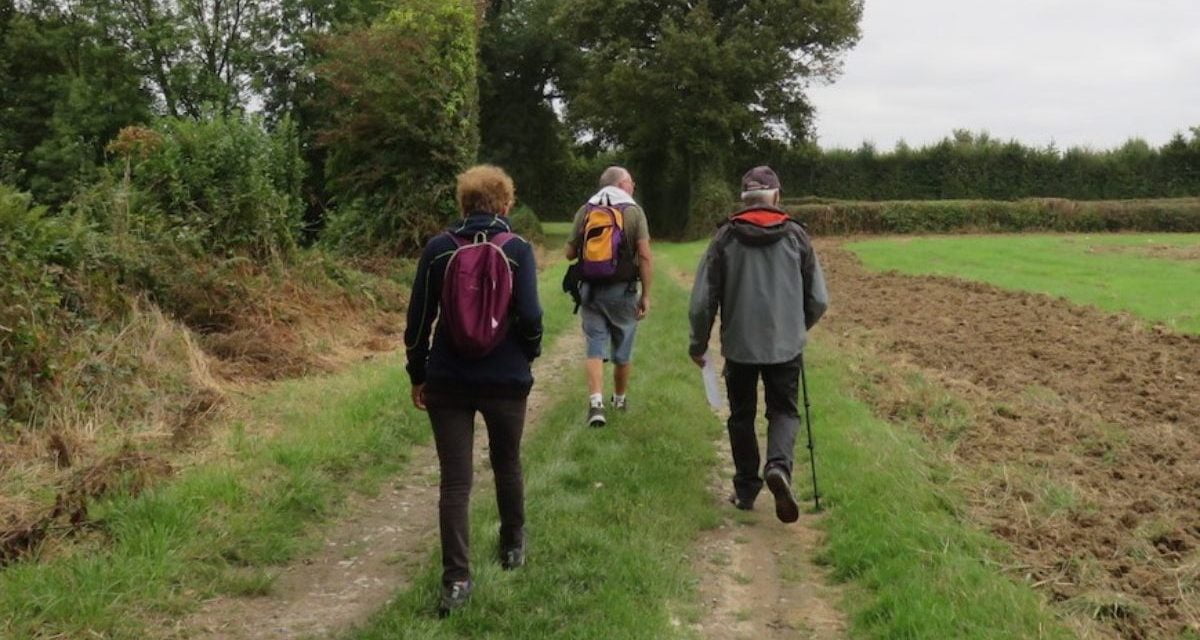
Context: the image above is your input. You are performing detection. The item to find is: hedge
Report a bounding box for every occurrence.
[785,197,1200,235]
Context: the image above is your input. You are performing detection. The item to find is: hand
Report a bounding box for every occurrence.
[637,295,650,320]
[411,384,427,411]
[691,353,706,368]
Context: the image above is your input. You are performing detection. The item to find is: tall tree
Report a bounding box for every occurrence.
[477,0,582,219]
[316,0,480,254]
[88,0,277,116]
[0,0,151,203]
[553,0,863,235]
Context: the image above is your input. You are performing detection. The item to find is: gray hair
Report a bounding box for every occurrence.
[598,166,631,187]
[740,189,779,206]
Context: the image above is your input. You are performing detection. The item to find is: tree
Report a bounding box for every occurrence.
[552,0,863,235]
[87,0,278,117]
[477,0,581,219]
[0,0,151,203]
[316,0,479,254]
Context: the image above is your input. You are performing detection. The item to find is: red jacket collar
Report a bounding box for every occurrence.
[730,209,790,228]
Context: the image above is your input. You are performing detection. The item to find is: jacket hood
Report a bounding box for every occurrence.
[726,205,793,247]
[450,212,512,237]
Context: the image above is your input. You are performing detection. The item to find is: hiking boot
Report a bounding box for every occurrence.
[611,395,627,411]
[727,493,754,511]
[587,403,606,427]
[500,541,526,570]
[764,466,800,524]
[438,580,472,618]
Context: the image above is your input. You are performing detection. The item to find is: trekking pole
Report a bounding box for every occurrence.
[800,353,822,511]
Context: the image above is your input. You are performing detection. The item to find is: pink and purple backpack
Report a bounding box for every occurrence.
[440,231,516,359]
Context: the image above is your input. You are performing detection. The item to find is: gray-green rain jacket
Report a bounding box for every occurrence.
[688,206,829,364]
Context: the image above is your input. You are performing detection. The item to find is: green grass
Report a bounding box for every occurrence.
[0,258,576,639]
[660,242,1070,639]
[848,234,1200,333]
[541,221,573,237]
[0,353,424,638]
[348,258,720,638]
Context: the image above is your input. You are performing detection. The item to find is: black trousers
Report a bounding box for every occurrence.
[425,390,527,585]
[724,355,802,504]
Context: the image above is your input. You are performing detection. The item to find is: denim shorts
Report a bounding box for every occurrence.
[580,282,640,364]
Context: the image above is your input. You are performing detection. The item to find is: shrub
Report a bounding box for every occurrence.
[0,186,96,422]
[111,118,304,260]
[787,197,1200,236]
[316,0,479,255]
[507,205,544,243]
[683,173,736,240]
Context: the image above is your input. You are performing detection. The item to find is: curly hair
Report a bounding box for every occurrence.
[456,165,515,214]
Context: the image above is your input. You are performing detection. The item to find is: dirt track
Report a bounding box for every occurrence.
[672,269,846,640]
[169,328,583,639]
[819,239,1200,639]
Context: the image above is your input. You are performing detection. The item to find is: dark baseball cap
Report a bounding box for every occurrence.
[741,165,781,192]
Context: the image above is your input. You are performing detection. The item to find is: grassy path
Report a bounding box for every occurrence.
[346,258,723,638]
[174,327,584,639]
[657,242,1071,639]
[0,257,576,639]
[1,233,1086,639]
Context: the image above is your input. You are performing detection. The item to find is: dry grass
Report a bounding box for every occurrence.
[0,258,406,565]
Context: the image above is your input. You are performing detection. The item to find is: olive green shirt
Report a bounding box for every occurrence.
[568,203,650,263]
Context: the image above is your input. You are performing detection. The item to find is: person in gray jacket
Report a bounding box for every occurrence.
[688,165,829,523]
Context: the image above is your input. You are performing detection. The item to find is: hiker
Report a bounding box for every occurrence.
[687,166,829,524]
[564,166,653,427]
[404,165,543,616]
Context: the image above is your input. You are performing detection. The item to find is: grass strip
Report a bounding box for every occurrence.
[348,260,721,639]
[660,241,1070,639]
[0,259,573,639]
[848,233,1200,333]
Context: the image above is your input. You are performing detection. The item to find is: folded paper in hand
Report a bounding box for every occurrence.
[701,358,724,409]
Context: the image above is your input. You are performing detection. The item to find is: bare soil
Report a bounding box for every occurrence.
[819,239,1200,639]
[1086,243,1200,261]
[165,328,583,640]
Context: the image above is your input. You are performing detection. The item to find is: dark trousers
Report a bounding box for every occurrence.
[425,391,527,586]
[724,355,802,504]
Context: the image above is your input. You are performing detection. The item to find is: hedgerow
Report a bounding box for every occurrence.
[788,197,1200,235]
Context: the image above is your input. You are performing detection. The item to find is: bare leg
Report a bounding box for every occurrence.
[586,358,605,396]
[614,362,632,396]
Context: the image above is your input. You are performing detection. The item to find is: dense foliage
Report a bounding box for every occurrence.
[114,118,304,258]
[316,0,480,254]
[773,129,1200,201]
[0,186,94,421]
[548,0,864,236]
[789,197,1200,236]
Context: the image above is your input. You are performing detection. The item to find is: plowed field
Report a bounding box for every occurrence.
[821,240,1200,639]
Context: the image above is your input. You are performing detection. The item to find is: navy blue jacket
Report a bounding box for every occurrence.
[404,213,543,397]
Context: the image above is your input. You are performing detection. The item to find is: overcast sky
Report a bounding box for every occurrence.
[806,0,1200,151]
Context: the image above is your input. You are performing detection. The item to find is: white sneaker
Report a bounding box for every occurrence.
[610,395,627,411]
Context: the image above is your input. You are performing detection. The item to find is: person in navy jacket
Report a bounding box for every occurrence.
[404,165,543,616]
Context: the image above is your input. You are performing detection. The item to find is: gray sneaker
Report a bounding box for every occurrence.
[611,395,627,411]
[438,579,472,618]
[587,403,606,427]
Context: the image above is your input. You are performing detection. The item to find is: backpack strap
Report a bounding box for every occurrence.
[445,230,516,248]
[490,231,516,247]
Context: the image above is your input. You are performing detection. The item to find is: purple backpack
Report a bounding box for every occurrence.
[440,231,516,359]
[578,198,637,282]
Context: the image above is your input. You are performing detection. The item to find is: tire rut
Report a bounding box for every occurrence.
[166,328,583,640]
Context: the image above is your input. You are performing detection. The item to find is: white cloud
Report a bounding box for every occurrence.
[807,0,1200,150]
